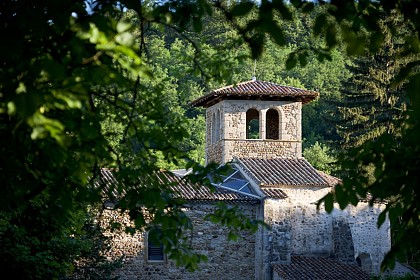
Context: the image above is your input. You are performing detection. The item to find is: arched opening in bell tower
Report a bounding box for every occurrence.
[266,108,280,140]
[246,108,260,139]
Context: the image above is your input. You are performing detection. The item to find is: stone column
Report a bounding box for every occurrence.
[260,109,268,140]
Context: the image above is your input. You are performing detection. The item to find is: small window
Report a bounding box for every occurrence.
[146,229,164,262]
[246,108,260,139]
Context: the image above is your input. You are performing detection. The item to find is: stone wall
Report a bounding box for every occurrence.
[279,188,334,257]
[96,191,390,279]
[206,140,223,164]
[333,218,356,264]
[226,139,301,162]
[332,202,391,275]
[100,203,258,280]
[261,187,390,277]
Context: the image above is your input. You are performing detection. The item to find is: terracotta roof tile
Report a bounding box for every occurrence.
[317,170,342,187]
[235,158,329,187]
[98,169,259,204]
[272,256,371,280]
[160,171,259,203]
[260,187,287,199]
[190,79,319,107]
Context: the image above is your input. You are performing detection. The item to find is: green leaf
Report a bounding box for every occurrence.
[298,51,308,67]
[324,193,334,213]
[52,90,82,109]
[343,30,366,56]
[334,185,346,208]
[301,2,315,13]
[290,0,303,9]
[248,34,264,59]
[115,32,134,47]
[117,19,131,33]
[377,210,387,227]
[30,126,48,140]
[7,101,16,115]
[368,31,384,53]
[313,14,327,36]
[192,17,202,33]
[15,82,27,94]
[268,24,285,46]
[325,24,338,48]
[285,53,297,70]
[277,2,293,21]
[388,206,403,225]
[230,2,254,17]
[27,113,67,145]
[392,63,415,87]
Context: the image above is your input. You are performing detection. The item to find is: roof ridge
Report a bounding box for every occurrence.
[212,79,254,93]
[190,79,319,107]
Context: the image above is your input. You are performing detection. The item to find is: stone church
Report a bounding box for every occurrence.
[99,79,401,280]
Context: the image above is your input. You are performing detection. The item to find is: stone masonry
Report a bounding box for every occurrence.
[206,100,302,164]
[258,187,391,278]
[101,203,258,280]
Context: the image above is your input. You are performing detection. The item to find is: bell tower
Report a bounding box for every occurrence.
[190,79,319,164]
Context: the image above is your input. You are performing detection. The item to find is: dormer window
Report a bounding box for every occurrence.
[266,108,280,140]
[246,109,260,139]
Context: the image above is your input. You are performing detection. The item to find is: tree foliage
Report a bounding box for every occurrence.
[314,2,420,271]
[333,11,411,148]
[303,141,338,175]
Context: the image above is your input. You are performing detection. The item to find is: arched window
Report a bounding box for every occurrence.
[266,108,279,140]
[246,108,260,139]
[146,228,164,262]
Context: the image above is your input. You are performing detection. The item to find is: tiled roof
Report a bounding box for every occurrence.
[160,171,259,203]
[317,170,342,187]
[190,79,319,107]
[235,158,329,188]
[98,169,260,204]
[272,256,371,280]
[260,187,287,199]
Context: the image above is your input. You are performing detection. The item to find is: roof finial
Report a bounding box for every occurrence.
[252,59,257,81]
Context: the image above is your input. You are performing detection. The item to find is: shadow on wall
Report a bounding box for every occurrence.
[356,253,373,275]
[333,218,357,265]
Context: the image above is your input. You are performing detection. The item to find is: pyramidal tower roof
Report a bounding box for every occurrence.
[190,79,319,108]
